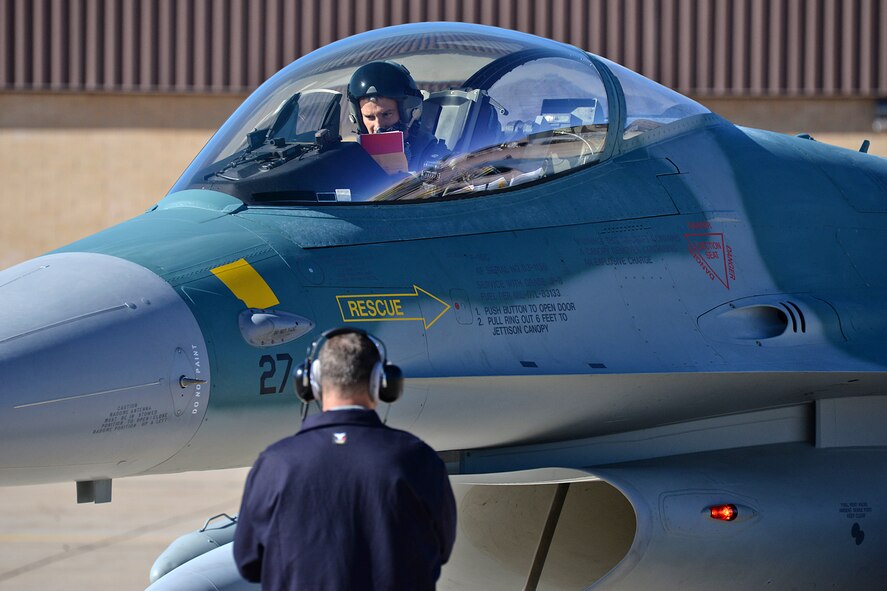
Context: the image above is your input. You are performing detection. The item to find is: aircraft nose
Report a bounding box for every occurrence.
[0,252,210,485]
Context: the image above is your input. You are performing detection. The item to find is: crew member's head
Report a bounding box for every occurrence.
[348,61,423,135]
[317,330,382,410]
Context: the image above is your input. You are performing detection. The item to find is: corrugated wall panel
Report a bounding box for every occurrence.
[805,0,822,94]
[694,0,711,92]
[880,0,887,93]
[677,0,693,92]
[767,0,784,94]
[749,0,765,95]
[859,0,873,92]
[12,0,28,87]
[1,0,885,97]
[0,0,11,87]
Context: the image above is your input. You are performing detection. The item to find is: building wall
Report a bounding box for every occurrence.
[2,91,884,270]
[0,92,241,268]
[4,0,886,97]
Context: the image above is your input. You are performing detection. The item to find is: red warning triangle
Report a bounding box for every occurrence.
[685,233,730,289]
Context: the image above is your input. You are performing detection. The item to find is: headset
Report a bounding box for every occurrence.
[293,327,403,405]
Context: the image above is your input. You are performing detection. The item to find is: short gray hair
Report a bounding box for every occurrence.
[317,331,380,394]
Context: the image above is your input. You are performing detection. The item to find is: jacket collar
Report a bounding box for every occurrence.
[299,408,382,433]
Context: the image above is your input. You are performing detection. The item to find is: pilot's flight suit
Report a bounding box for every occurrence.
[234,408,457,591]
[405,122,449,171]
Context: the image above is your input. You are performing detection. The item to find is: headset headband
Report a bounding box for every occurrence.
[294,327,403,405]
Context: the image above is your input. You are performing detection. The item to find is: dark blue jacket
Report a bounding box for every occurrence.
[234,409,457,590]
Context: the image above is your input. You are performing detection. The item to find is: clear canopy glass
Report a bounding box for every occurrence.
[170,23,708,205]
[597,57,710,140]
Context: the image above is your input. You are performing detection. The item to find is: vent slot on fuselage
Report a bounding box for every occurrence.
[698,295,842,347]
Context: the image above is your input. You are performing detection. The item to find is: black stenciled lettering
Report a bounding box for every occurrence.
[259,353,295,395]
[259,355,277,395]
[276,353,293,394]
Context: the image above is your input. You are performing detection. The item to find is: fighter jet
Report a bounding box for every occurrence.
[2,21,886,591]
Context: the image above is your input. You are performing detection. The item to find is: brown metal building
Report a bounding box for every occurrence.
[3,0,887,97]
[1,0,886,267]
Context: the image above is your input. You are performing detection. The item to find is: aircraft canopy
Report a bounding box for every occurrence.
[171,23,709,204]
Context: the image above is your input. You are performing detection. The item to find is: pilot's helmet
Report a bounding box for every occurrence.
[347,61,423,134]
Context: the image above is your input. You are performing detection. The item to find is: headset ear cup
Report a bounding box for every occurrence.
[369,361,384,402]
[294,362,314,403]
[379,363,404,404]
[309,358,323,400]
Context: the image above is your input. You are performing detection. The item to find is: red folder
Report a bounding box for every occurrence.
[359,131,409,174]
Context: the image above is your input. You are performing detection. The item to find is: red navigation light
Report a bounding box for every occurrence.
[709,504,738,521]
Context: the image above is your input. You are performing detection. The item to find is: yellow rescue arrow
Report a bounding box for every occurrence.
[336,285,451,329]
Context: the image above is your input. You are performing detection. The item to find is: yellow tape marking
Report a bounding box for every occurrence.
[211,258,280,309]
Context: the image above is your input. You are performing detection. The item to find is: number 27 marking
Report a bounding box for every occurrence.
[259,353,294,395]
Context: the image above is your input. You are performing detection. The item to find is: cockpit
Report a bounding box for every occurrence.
[170,22,709,205]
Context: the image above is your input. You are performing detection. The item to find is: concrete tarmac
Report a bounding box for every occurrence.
[0,468,250,591]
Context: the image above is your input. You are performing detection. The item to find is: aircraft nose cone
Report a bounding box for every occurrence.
[0,252,210,485]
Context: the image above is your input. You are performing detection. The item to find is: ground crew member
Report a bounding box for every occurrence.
[233,327,457,590]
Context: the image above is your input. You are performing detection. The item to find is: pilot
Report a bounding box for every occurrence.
[233,328,457,591]
[347,61,448,171]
